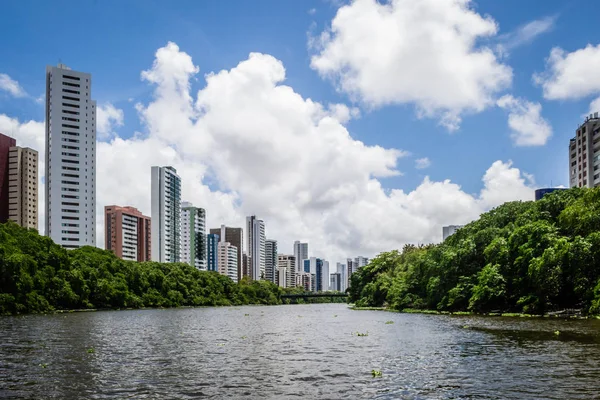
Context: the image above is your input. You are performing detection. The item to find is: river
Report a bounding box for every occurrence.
[1,304,600,399]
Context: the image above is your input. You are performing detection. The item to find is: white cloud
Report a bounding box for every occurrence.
[415,157,431,169]
[308,8,316,15]
[588,97,600,116]
[497,16,556,54]
[496,95,552,146]
[0,42,536,263]
[0,73,27,98]
[96,103,124,139]
[309,0,512,131]
[535,44,600,100]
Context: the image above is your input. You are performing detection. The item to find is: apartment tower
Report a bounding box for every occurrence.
[569,112,600,188]
[45,64,96,248]
[277,254,296,288]
[151,166,181,262]
[246,215,265,280]
[206,233,219,272]
[8,146,38,229]
[218,241,238,282]
[209,225,243,281]
[181,202,207,270]
[265,239,278,283]
[0,133,16,223]
[104,205,151,261]
[293,241,308,274]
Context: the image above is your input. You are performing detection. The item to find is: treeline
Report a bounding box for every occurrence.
[0,222,283,315]
[349,188,600,315]
[281,286,347,304]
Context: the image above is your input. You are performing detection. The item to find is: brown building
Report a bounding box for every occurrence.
[0,133,17,223]
[105,206,151,262]
[8,147,38,229]
[209,225,244,281]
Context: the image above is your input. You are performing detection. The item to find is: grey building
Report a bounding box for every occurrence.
[265,239,278,283]
[569,112,600,188]
[151,166,181,262]
[443,225,463,241]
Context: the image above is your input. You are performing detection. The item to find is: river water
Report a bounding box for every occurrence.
[1,304,600,399]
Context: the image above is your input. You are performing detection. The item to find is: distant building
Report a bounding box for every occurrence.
[242,253,249,279]
[322,260,329,292]
[355,256,369,268]
[151,166,181,262]
[247,215,266,280]
[180,202,207,270]
[104,205,151,262]
[297,273,312,291]
[347,258,357,288]
[277,266,287,288]
[442,225,463,241]
[330,273,341,292]
[210,225,243,281]
[277,254,296,288]
[206,233,219,272]
[336,262,347,292]
[535,188,567,201]
[293,241,308,274]
[0,133,16,223]
[7,145,38,229]
[265,239,278,283]
[218,241,238,281]
[569,112,600,188]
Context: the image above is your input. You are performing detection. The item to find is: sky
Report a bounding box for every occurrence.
[1,0,600,266]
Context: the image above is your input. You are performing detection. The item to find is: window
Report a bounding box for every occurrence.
[62,124,79,129]
[62,88,80,95]
[63,75,80,81]
[63,110,80,115]
[62,117,79,122]
[63,159,79,164]
[63,103,80,109]
[62,131,79,137]
[62,81,80,88]
[62,96,79,102]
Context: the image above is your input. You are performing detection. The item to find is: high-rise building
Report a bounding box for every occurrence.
[293,241,308,273]
[218,241,238,281]
[7,146,38,229]
[277,254,296,288]
[45,64,96,249]
[322,260,329,292]
[151,166,181,262]
[442,225,463,241]
[534,188,567,201]
[569,112,600,188]
[277,266,288,288]
[336,262,347,292]
[347,259,357,289]
[0,133,16,223]
[242,253,249,279]
[180,201,206,270]
[206,233,219,272]
[246,215,265,280]
[265,239,278,283]
[209,225,243,281]
[330,273,341,291]
[315,258,324,292]
[355,256,369,268]
[104,205,151,261]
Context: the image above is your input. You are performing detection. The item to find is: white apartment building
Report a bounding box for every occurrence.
[218,241,238,282]
[45,64,96,249]
[181,201,207,270]
[336,262,347,292]
[246,215,265,280]
[322,260,329,292]
[265,239,277,283]
[278,254,296,288]
[569,112,600,188]
[151,166,181,262]
[293,241,308,274]
[277,266,288,288]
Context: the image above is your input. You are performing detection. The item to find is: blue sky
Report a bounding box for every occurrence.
[1,0,600,261]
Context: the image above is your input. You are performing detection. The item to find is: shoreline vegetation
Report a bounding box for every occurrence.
[0,222,342,316]
[348,188,600,318]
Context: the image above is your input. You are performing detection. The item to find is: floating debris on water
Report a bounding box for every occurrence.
[554,330,560,336]
[371,369,383,377]
[355,332,369,337]
[40,363,47,369]
[241,336,247,339]
[244,314,250,317]
[385,321,394,324]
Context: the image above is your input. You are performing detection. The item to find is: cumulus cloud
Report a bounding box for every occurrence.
[415,157,431,169]
[0,73,27,97]
[497,16,556,55]
[535,44,600,100]
[1,42,536,263]
[496,95,552,146]
[589,97,600,116]
[96,103,124,139]
[309,0,512,131]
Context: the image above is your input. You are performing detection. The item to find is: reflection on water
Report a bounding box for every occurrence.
[1,305,600,399]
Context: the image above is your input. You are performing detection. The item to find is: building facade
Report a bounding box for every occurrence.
[442,225,463,241]
[534,188,567,201]
[7,146,38,229]
[180,202,207,270]
[277,254,296,288]
[209,225,243,281]
[330,273,341,292]
[104,205,151,261]
[0,133,16,223]
[206,233,219,272]
[151,166,181,263]
[569,112,600,188]
[293,241,308,274]
[246,215,265,280]
[336,262,347,292]
[218,241,238,282]
[347,259,356,289]
[354,256,369,269]
[45,64,96,249]
[265,239,278,283]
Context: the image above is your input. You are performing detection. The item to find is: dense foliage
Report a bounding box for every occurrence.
[350,188,600,315]
[281,287,347,304]
[0,222,283,315]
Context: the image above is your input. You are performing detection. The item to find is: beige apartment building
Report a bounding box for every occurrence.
[8,146,38,229]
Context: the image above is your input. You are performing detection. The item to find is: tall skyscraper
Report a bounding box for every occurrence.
[293,241,308,273]
[322,260,329,292]
[151,166,181,262]
[104,205,151,261]
[218,241,238,281]
[330,273,341,291]
[0,133,16,223]
[246,215,265,280]
[209,225,243,281]
[442,225,463,241]
[45,64,96,249]
[7,146,38,229]
[337,262,347,292]
[347,259,356,289]
[569,112,600,188]
[277,254,296,288]
[180,201,207,270]
[206,233,219,272]
[265,239,278,283]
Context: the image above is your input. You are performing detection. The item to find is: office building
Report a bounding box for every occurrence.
[45,64,96,249]
[277,254,296,288]
[442,225,463,241]
[293,241,308,273]
[265,239,278,283]
[534,188,567,201]
[246,215,265,280]
[322,260,329,292]
[181,201,207,270]
[104,205,151,261]
[277,266,288,288]
[330,273,341,292]
[569,112,600,188]
[151,166,181,262]
[218,241,238,282]
[0,133,16,223]
[336,262,347,292]
[355,256,369,269]
[7,146,38,229]
[347,259,356,288]
[209,225,243,281]
[207,233,219,272]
